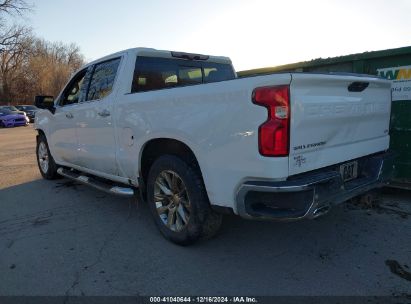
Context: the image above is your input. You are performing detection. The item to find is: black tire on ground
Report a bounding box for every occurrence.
[36,133,60,180]
[147,155,223,245]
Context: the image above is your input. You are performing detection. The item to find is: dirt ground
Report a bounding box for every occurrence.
[0,126,40,189]
[0,126,410,297]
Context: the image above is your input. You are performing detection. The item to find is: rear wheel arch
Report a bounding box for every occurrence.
[139,138,205,194]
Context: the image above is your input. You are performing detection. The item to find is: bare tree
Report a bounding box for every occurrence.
[0,0,84,105]
[27,39,85,97]
[0,0,32,104]
[0,0,31,47]
[1,36,85,104]
[0,26,32,103]
[0,0,31,16]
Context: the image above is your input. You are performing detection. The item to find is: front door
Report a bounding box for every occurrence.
[49,69,88,165]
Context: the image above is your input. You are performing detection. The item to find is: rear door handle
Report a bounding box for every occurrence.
[97,109,110,117]
[65,112,73,119]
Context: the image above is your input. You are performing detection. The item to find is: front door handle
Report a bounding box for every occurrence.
[97,109,110,117]
[65,112,73,119]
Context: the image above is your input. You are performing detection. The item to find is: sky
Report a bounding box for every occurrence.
[23,0,411,71]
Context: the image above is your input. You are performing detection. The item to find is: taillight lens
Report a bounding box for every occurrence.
[252,85,290,156]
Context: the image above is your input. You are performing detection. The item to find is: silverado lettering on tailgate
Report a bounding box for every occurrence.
[306,102,387,117]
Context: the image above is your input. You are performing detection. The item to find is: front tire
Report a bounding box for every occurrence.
[36,134,60,179]
[147,155,222,245]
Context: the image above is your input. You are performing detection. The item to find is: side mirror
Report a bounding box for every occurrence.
[35,96,55,113]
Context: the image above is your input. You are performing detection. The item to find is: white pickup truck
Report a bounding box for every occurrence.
[34,48,394,244]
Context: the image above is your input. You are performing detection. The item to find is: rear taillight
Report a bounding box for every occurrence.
[252,85,290,157]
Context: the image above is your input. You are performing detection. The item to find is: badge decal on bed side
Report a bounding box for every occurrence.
[293,141,326,151]
[293,155,307,168]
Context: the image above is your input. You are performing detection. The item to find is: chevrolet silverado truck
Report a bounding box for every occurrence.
[34,48,394,244]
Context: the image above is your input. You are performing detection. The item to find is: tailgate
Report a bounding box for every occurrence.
[289,73,391,175]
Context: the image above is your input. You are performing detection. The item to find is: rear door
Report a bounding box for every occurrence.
[72,56,123,175]
[289,73,391,175]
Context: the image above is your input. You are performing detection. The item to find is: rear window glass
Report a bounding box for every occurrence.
[131,56,235,93]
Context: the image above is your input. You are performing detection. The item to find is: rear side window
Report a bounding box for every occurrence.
[131,56,235,93]
[86,58,121,101]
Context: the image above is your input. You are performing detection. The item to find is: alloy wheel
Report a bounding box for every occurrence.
[154,170,191,232]
[38,142,49,173]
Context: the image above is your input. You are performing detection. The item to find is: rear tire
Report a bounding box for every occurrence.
[36,134,60,180]
[147,155,222,245]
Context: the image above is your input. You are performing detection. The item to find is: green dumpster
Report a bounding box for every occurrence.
[238,46,411,188]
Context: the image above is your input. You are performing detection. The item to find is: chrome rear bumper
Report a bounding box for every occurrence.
[236,151,395,221]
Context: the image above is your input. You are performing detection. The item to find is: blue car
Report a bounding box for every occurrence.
[0,108,29,127]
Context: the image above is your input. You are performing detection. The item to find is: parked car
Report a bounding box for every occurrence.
[0,105,27,116]
[0,108,29,127]
[0,105,30,124]
[34,48,394,245]
[15,105,39,122]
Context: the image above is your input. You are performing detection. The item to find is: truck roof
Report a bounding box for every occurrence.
[87,47,232,66]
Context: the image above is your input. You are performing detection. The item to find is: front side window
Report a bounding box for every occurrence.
[60,69,87,106]
[86,58,121,101]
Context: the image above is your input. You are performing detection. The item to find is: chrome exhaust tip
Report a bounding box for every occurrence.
[312,205,330,218]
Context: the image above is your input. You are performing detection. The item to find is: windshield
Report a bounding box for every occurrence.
[2,106,18,111]
[0,109,13,115]
[17,105,37,111]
